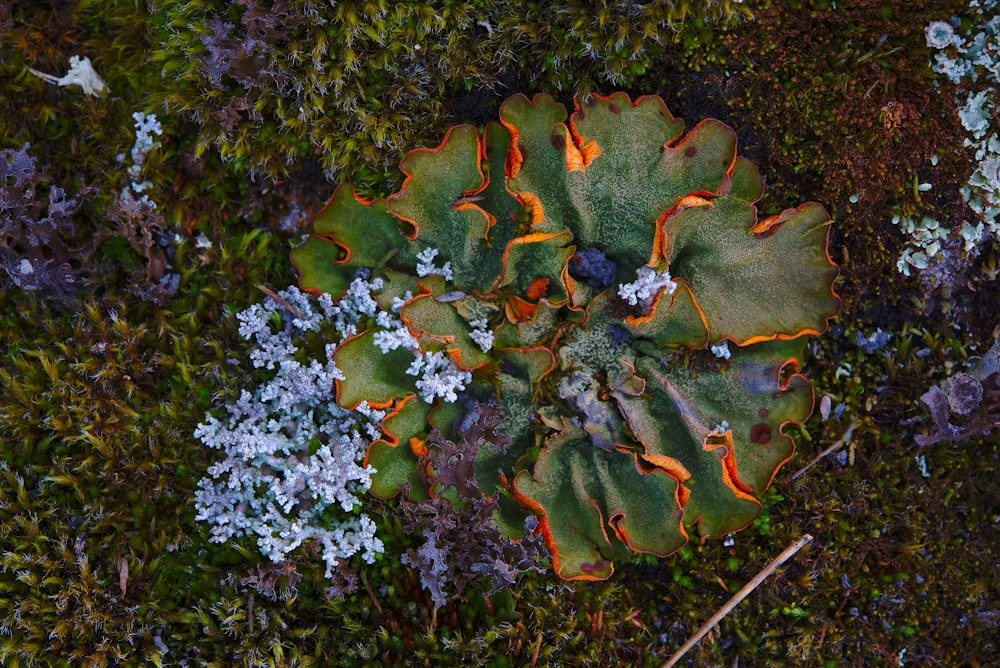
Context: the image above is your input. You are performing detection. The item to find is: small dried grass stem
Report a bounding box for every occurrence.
[661,534,814,668]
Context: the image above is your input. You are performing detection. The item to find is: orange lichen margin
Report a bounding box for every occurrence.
[747,357,815,493]
[499,231,574,296]
[525,277,550,301]
[703,430,757,497]
[737,206,841,346]
[640,453,693,484]
[367,394,419,449]
[500,93,562,179]
[510,479,614,581]
[387,124,490,240]
[505,296,537,323]
[623,281,710,349]
[608,454,691,554]
[398,291,455,347]
[564,124,601,173]
[649,195,714,266]
[409,436,429,458]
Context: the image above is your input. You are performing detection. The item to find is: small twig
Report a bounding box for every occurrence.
[529,630,543,668]
[256,284,307,319]
[660,534,814,668]
[116,555,129,600]
[359,570,382,615]
[785,420,858,482]
[624,608,647,630]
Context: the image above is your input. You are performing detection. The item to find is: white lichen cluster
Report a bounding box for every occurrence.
[919,2,1000,272]
[118,112,164,207]
[415,247,454,281]
[891,214,953,276]
[407,351,472,403]
[617,266,677,307]
[195,270,485,576]
[28,55,105,96]
[468,318,494,353]
[710,341,732,360]
[194,284,386,578]
[369,282,473,403]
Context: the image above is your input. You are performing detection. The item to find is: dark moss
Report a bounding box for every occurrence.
[1,0,999,665]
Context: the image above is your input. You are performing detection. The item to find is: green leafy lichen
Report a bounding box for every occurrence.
[293,90,840,580]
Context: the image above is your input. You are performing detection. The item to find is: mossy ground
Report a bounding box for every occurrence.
[1,0,997,665]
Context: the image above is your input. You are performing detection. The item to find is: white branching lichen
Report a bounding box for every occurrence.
[710,341,732,360]
[195,286,385,578]
[617,266,676,308]
[468,318,494,352]
[28,55,105,96]
[119,112,164,207]
[407,350,472,403]
[196,273,480,577]
[415,247,454,281]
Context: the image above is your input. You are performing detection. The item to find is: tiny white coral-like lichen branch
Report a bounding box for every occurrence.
[332,275,383,338]
[120,112,164,207]
[468,318,494,353]
[406,350,472,403]
[617,266,677,307]
[415,247,454,281]
[29,55,105,97]
[373,308,419,353]
[710,341,732,360]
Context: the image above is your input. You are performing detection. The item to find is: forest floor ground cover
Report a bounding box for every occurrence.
[0,1,997,666]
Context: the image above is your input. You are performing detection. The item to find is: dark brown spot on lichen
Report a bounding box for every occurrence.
[609,103,621,114]
[750,423,772,444]
[758,407,769,417]
[518,143,528,160]
[685,146,698,157]
[552,134,565,150]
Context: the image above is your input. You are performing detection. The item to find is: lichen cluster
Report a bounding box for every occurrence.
[193,285,383,578]
[292,90,840,580]
[914,3,1000,274]
[1,0,999,665]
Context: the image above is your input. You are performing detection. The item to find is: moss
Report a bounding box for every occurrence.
[0,224,291,663]
[1,0,999,664]
[145,0,754,185]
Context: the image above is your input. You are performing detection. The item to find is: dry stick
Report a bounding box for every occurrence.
[529,630,543,668]
[660,534,814,668]
[256,284,307,319]
[786,420,859,483]
[359,570,383,615]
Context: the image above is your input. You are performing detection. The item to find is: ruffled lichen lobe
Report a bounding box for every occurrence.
[293,91,839,580]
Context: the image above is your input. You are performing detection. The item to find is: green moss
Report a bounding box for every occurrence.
[1,0,999,664]
[145,0,754,184]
